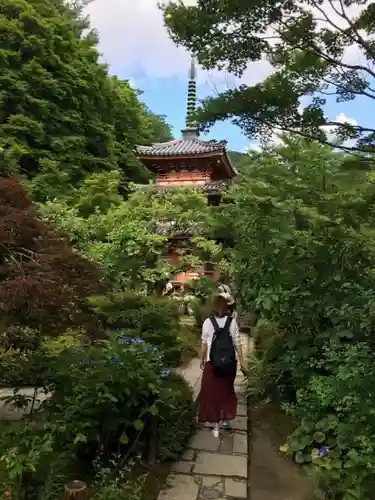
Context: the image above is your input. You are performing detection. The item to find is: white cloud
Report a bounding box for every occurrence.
[242,111,358,152]
[85,0,371,89]
[84,0,368,152]
[335,112,357,127]
[321,112,357,146]
[85,0,273,87]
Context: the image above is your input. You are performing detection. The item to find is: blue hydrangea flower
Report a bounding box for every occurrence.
[317,445,329,457]
[142,346,154,352]
[131,337,145,344]
[118,337,132,345]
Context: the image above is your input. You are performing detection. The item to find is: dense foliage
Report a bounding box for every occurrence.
[0,334,195,499]
[0,176,105,350]
[230,137,375,498]
[0,0,172,199]
[163,0,375,152]
[40,181,227,293]
[89,291,197,366]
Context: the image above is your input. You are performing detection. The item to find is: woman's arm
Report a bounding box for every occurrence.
[231,318,248,374]
[201,319,209,369]
[201,342,208,369]
[235,343,245,367]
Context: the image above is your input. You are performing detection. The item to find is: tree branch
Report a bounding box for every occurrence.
[324,122,375,134]
[278,17,375,80]
[319,76,375,101]
[335,0,375,60]
[242,114,373,154]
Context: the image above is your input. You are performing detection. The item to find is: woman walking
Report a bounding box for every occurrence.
[198,293,247,438]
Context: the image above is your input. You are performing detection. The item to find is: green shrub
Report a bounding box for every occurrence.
[0,335,197,498]
[0,349,52,387]
[190,298,207,328]
[282,342,375,499]
[176,325,199,365]
[0,332,83,387]
[89,291,180,331]
[0,334,165,497]
[40,331,83,355]
[44,335,164,458]
[89,292,185,365]
[157,373,195,461]
[188,276,217,328]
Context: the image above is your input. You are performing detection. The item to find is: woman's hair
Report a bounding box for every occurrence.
[228,301,236,314]
[211,295,229,317]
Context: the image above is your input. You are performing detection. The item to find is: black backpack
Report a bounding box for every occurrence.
[209,316,236,377]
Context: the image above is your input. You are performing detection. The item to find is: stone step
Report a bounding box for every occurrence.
[158,331,249,500]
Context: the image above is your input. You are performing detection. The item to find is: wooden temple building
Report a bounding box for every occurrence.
[136,59,237,290]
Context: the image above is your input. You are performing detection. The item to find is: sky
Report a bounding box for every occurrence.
[85,0,373,153]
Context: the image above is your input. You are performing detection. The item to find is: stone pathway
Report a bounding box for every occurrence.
[0,387,50,420]
[159,334,249,500]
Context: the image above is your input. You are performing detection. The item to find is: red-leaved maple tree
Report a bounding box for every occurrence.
[0,177,106,349]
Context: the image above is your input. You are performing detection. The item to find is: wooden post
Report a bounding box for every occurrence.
[64,481,88,500]
[143,415,159,466]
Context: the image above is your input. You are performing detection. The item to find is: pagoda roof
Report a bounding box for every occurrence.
[132,179,232,196]
[137,138,238,178]
[137,138,228,157]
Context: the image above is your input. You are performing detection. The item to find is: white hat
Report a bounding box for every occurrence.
[217,292,235,305]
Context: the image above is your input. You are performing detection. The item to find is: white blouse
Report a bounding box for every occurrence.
[201,316,241,362]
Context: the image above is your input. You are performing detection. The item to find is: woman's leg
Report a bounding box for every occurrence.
[212,422,220,438]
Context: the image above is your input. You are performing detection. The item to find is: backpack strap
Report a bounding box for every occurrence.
[210,316,220,332]
[210,316,232,334]
[223,316,232,333]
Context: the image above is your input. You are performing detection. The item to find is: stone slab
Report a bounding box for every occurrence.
[158,474,199,500]
[182,449,195,461]
[225,478,247,498]
[201,477,224,489]
[236,404,247,417]
[171,461,194,474]
[233,432,247,455]
[218,432,234,454]
[230,416,247,431]
[177,358,202,394]
[193,452,247,478]
[200,486,223,499]
[189,428,221,452]
[237,396,247,404]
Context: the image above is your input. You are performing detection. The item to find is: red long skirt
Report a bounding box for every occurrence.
[198,361,237,423]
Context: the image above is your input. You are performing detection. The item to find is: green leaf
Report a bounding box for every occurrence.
[134,419,144,431]
[294,451,306,464]
[149,405,159,416]
[313,431,326,443]
[119,433,129,445]
[74,433,87,444]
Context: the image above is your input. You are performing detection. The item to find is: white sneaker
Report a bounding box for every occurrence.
[212,428,220,439]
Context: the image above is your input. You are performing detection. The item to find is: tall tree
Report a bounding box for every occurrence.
[163,0,375,152]
[0,0,172,201]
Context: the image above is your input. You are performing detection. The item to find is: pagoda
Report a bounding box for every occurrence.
[136,58,237,289]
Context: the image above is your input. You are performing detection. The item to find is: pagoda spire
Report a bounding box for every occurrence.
[181,56,199,140]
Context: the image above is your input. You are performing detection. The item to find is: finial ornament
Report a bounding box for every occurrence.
[188,56,197,81]
[182,54,198,139]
